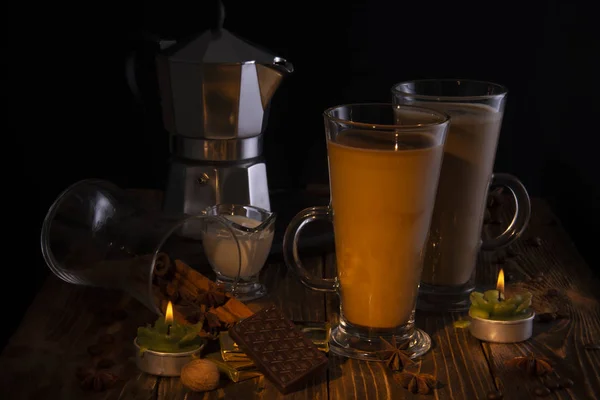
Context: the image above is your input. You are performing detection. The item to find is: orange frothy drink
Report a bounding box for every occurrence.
[328,129,443,328]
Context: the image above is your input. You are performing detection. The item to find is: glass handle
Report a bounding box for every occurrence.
[283,206,337,292]
[481,173,531,250]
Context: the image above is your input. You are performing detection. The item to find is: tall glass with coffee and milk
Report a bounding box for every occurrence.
[392,79,531,312]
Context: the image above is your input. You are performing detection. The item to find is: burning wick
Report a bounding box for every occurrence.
[165,300,174,336]
[496,268,505,302]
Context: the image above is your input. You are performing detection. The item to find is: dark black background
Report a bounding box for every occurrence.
[7,0,599,351]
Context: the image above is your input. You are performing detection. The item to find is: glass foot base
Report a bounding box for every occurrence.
[417,284,474,312]
[329,323,431,361]
[216,279,267,302]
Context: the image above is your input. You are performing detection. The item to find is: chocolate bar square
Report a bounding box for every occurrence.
[228,306,328,394]
[220,322,331,362]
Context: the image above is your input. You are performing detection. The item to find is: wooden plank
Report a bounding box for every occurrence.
[0,276,158,400]
[156,256,329,400]
[328,353,407,399]
[116,373,158,400]
[480,198,600,399]
[421,311,500,399]
[324,254,497,399]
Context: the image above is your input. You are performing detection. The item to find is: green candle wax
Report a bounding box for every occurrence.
[469,291,532,320]
[137,317,205,354]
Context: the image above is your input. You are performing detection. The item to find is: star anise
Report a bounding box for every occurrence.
[76,366,118,392]
[504,354,553,376]
[204,311,222,330]
[208,291,227,308]
[394,371,438,394]
[198,287,227,308]
[378,336,414,372]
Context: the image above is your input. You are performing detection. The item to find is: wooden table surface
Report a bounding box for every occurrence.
[2,195,600,400]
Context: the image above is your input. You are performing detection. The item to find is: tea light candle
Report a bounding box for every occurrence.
[134,301,205,376]
[468,269,535,343]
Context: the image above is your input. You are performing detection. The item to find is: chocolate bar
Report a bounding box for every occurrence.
[220,322,331,362]
[228,306,328,394]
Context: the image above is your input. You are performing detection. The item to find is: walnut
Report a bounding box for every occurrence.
[180,359,220,392]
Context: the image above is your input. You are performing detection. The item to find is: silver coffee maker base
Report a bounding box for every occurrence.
[164,159,270,236]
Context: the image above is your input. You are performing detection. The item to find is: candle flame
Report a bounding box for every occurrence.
[165,301,174,325]
[496,268,505,295]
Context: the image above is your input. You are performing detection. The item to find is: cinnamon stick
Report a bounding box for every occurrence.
[153,261,211,309]
[153,252,172,277]
[208,299,254,325]
[222,298,254,319]
[153,258,252,332]
[168,270,208,305]
[165,282,180,302]
[173,272,203,293]
[208,307,238,325]
[178,280,201,304]
[174,260,216,292]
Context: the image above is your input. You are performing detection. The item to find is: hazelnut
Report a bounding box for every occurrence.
[180,359,220,392]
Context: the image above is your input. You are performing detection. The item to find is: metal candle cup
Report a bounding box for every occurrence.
[468,268,535,343]
[134,338,204,376]
[468,310,535,343]
[134,301,205,376]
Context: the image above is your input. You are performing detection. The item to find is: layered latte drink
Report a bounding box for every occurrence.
[421,103,503,286]
[392,80,530,311]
